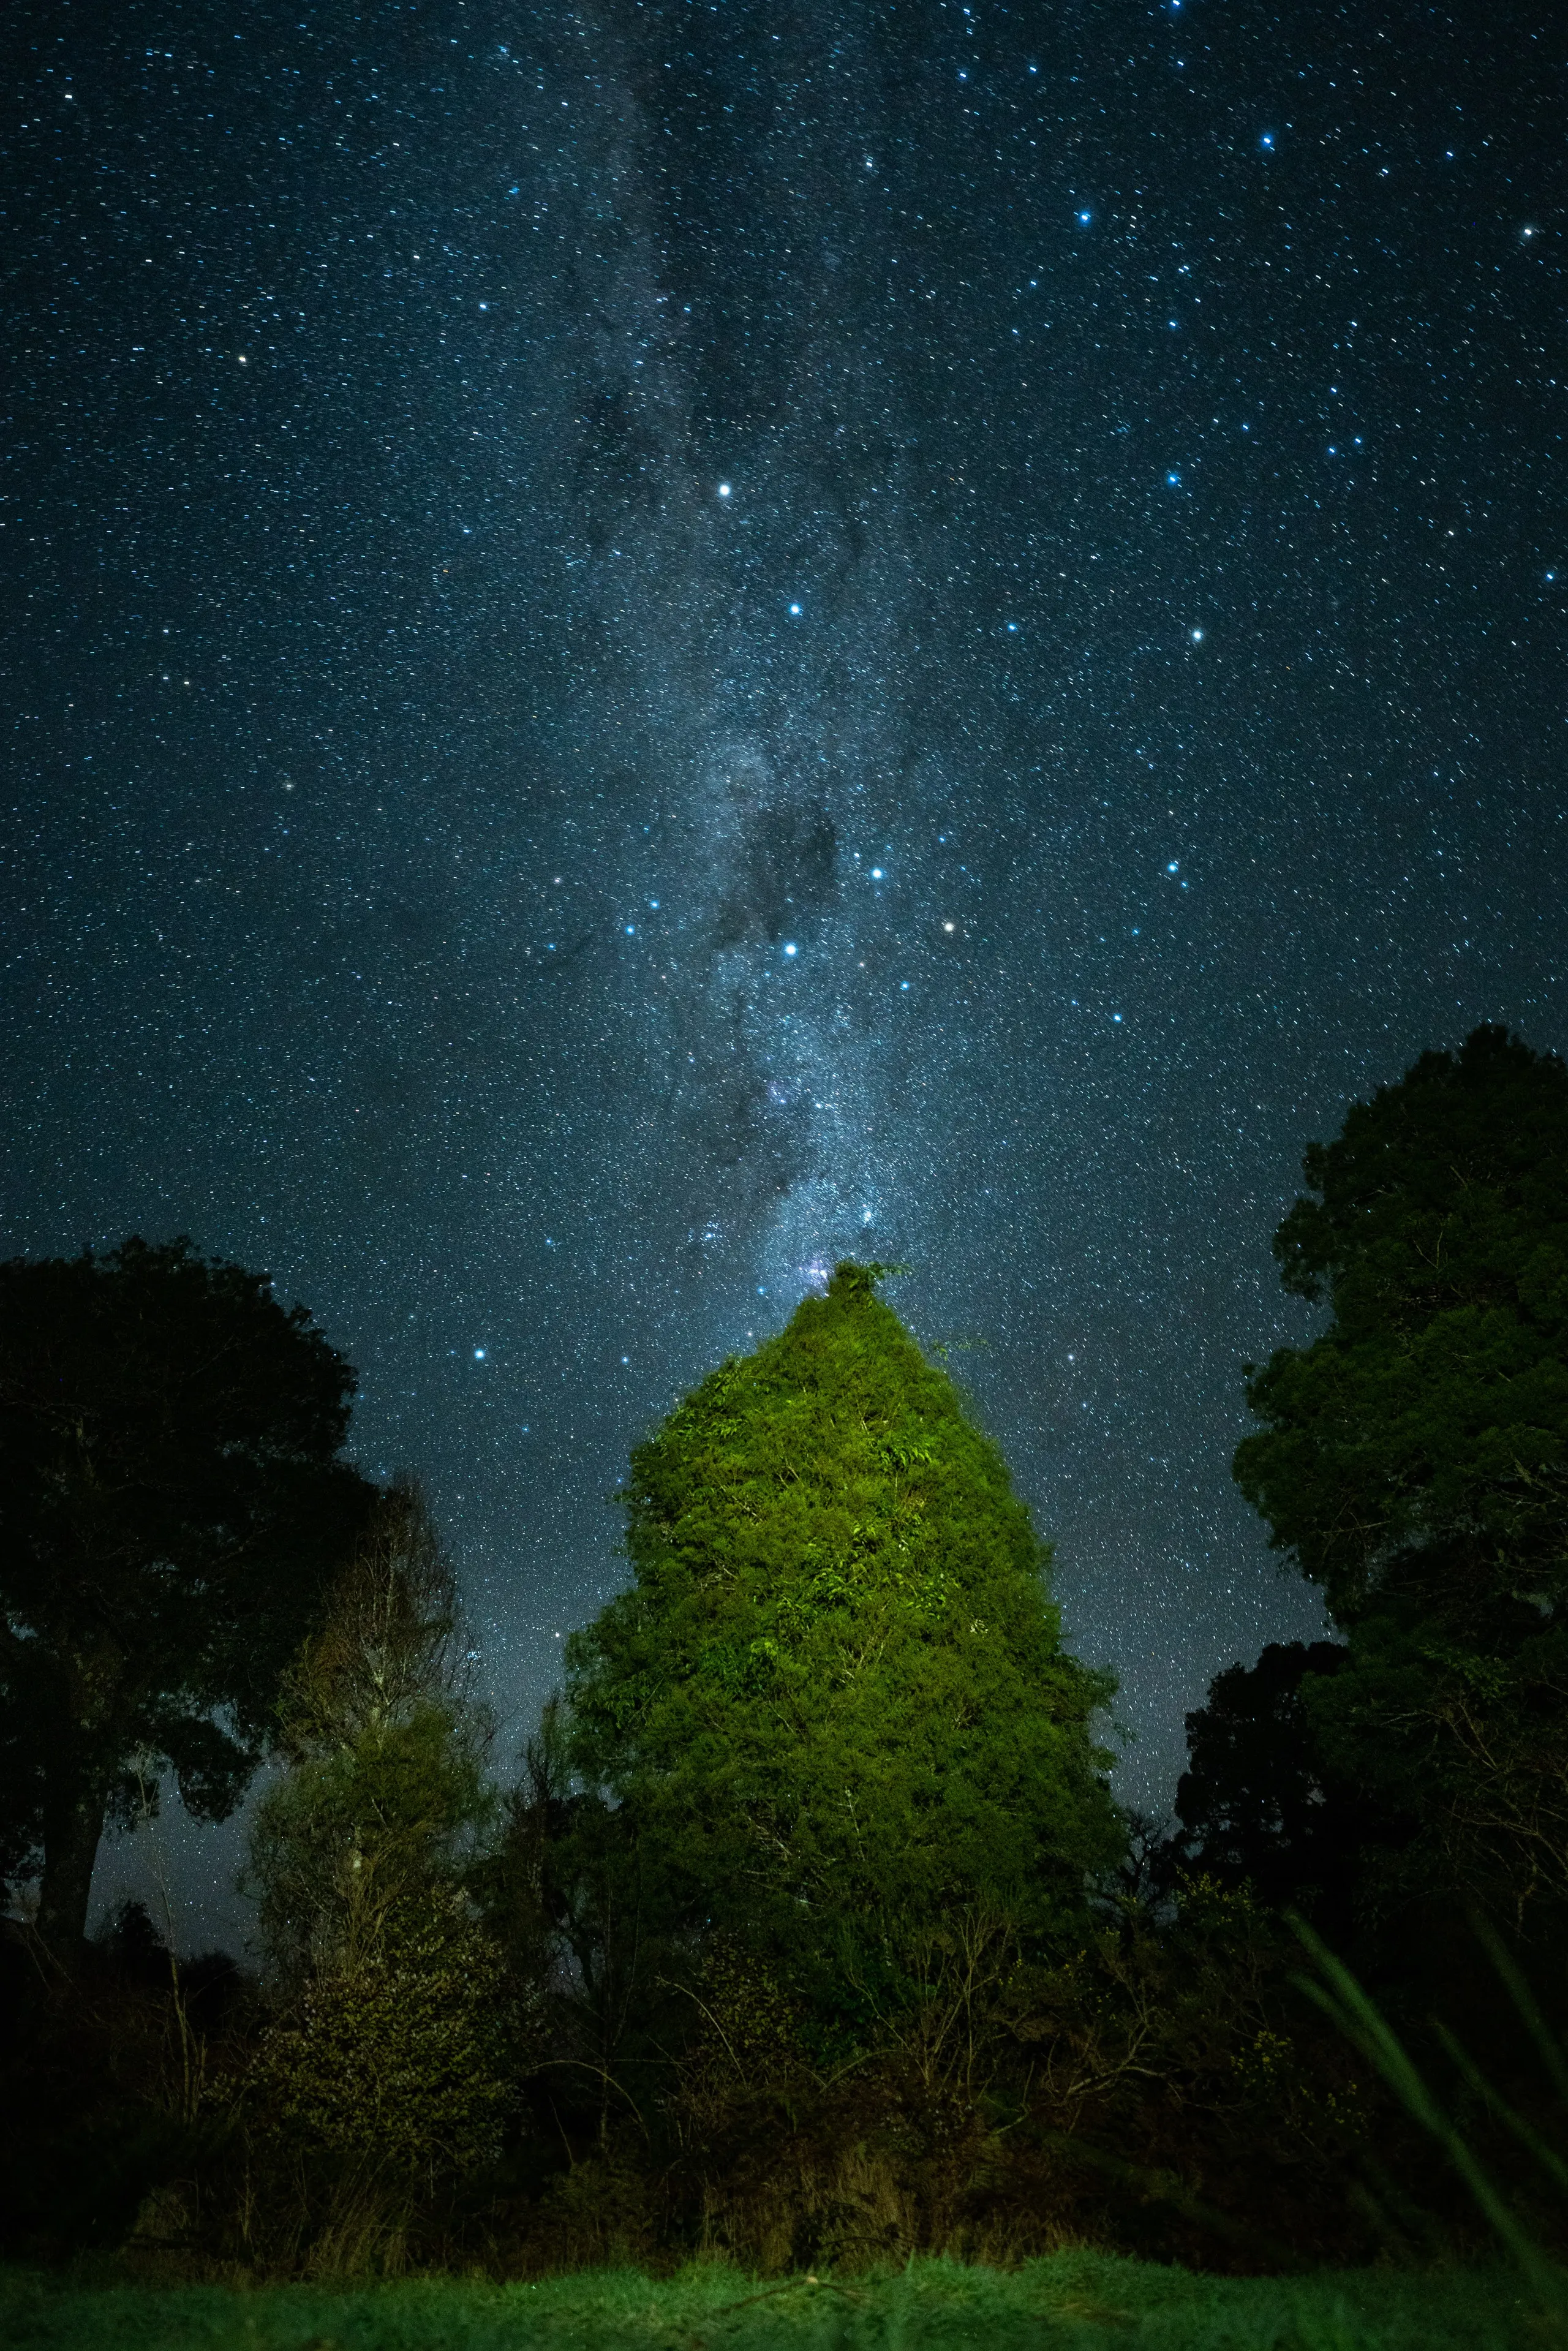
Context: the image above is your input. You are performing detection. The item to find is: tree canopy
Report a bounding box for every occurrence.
[565,1262,1122,2010]
[0,1236,377,1944]
[1232,1028,1568,1920]
[1235,1025,1568,1628]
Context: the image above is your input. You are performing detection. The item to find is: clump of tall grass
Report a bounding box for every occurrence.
[1294,1912,1568,2328]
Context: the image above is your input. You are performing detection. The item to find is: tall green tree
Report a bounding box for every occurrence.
[565,1263,1121,2023]
[0,1237,375,1947]
[1234,1027,1568,1919]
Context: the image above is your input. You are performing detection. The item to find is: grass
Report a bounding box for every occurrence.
[0,2254,1545,2351]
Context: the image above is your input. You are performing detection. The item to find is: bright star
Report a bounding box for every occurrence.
[1077,209,1091,224]
[783,942,797,956]
[1191,627,1204,642]
[717,482,731,499]
[789,602,802,614]
[871,866,884,879]
[473,1348,486,1360]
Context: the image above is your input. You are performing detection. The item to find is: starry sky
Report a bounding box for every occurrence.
[4,0,1566,1940]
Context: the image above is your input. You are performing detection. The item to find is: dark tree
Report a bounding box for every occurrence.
[566,1262,1122,2021]
[1174,1642,1396,1931]
[0,1237,376,1947]
[1233,1027,1568,1920]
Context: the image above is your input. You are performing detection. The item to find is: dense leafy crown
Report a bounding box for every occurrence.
[0,1236,374,1928]
[566,1263,1120,1962]
[1235,1026,1568,1622]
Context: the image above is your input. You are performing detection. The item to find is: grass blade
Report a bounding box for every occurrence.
[1291,1914,1565,2314]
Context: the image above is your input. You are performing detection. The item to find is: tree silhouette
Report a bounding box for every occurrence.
[1234,1027,1568,1920]
[0,1237,376,1947]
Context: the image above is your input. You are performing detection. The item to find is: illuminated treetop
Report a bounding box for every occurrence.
[565,1262,1121,1995]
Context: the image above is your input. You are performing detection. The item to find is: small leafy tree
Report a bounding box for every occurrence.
[1234,1026,1568,1922]
[245,1486,519,2191]
[0,1237,375,1947]
[565,1262,1122,2030]
[250,1910,511,2183]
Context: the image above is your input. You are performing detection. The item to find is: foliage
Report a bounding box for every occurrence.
[248,1484,493,1986]
[598,1873,1374,2275]
[0,1236,375,1945]
[246,1897,514,2178]
[565,1262,1122,2026]
[1233,1028,1568,1920]
[1172,1642,1400,1933]
[1236,1025,1568,1620]
[977,1874,1377,2272]
[239,1487,526,2227]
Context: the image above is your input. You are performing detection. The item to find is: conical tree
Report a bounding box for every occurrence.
[565,1264,1121,2009]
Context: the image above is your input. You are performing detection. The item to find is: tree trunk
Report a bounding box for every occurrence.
[37,1761,112,1950]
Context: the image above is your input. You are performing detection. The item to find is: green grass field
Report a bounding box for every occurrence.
[0,2255,1544,2351]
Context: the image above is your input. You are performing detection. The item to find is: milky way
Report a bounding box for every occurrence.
[3,0,1564,1939]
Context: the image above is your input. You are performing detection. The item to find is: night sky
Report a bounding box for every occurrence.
[4,0,1565,1942]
